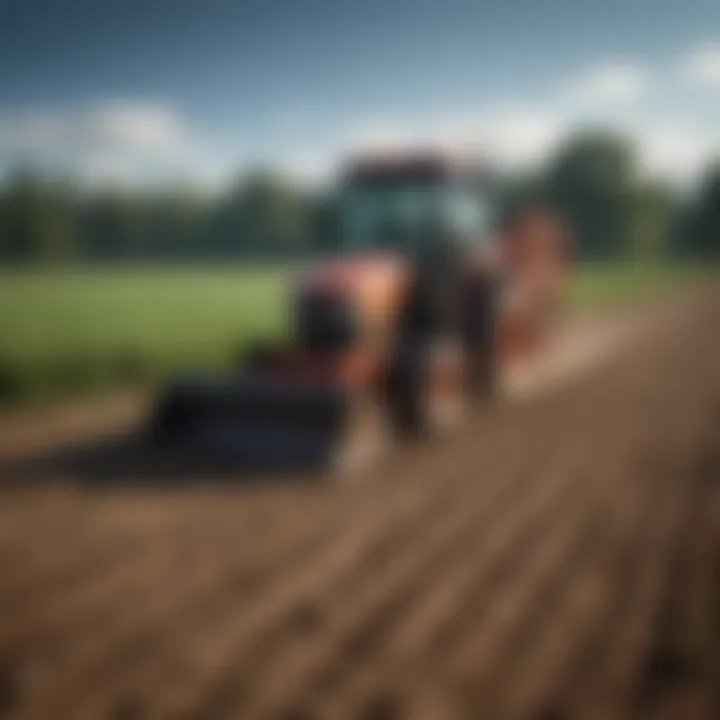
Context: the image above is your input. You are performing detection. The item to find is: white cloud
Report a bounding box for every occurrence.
[282,152,337,185]
[2,44,717,190]
[565,63,651,104]
[635,124,719,181]
[294,104,718,188]
[681,43,720,88]
[89,104,193,155]
[0,102,225,187]
[340,107,568,173]
[469,110,568,168]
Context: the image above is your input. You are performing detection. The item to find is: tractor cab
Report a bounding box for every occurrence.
[338,153,498,257]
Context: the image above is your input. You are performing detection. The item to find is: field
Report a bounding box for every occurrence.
[0,263,702,403]
[0,287,718,719]
[0,267,287,402]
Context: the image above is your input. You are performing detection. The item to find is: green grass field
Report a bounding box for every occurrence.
[0,263,703,402]
[0,267,288,401]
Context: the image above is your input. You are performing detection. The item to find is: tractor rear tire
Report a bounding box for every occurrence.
[387,337,466,437]
[463,276,501,401]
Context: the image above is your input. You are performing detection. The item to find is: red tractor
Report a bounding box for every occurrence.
[151,153,571,472]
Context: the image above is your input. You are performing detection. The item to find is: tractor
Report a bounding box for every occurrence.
[151,152,571,472]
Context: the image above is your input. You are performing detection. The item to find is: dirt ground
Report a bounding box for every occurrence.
[0,290,718,720]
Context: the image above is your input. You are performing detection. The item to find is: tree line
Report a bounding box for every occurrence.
[0,129,718,265]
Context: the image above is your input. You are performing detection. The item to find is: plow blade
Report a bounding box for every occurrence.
[149,375,383,473]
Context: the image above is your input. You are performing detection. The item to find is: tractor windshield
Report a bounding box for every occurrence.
[341,183,443,251]
[340,181,494,251]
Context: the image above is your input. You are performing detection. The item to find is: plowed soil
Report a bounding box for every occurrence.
[0,290,718,720]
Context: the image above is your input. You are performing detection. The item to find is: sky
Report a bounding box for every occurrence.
[0,0,719,187]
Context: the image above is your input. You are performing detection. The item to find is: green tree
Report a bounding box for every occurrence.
[143,188,209,259]
[688,160,720,259]
[210,169,312,258]
[627,181,675,261]
[543,130,638,259]
[80,192,151,260]
[0,170,79,264]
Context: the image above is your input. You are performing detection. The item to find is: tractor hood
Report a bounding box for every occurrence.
[296,252,410,334]
[300,252,406,294]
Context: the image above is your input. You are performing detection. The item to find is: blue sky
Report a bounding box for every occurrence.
[1,0,719,185]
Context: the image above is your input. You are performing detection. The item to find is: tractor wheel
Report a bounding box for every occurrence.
[330,392,389,477]
[387,337,467,437]
[463,276,501,401]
